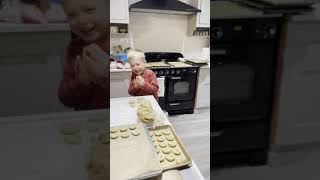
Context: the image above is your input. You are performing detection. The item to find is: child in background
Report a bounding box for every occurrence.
[128,50,159,100]
[58,0,109,110]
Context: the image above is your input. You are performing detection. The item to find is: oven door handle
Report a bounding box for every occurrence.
[169,103,181,106]
[170,77,182,80]
[211,130,224,138]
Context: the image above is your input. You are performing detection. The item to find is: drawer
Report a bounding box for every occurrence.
[212,121,269,153]
[165,100,194,111]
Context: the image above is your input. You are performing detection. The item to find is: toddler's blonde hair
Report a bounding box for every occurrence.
[127,49,146,64]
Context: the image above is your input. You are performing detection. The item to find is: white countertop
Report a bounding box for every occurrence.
[0,109,108,180]
[110,68,132,73]
[110,95,206,180]
[0,23,70,33]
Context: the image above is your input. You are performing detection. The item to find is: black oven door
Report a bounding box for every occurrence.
[166,75,197,101]
[212,42,276,122]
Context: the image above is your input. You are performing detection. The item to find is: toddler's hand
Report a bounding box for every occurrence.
[83,44,108,80]
[75,56,92,85]
[133,79,139,89]
[136,76,145,87]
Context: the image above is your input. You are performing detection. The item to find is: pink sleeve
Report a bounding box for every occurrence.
[141,72,159,95]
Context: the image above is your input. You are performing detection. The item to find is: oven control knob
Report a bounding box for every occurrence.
[166,70,170,75]
[170,70,175,75]
[176,70,180,74]
[158,70,164,75]
[264,24,277,39]
[154,71,158,75]
[191,69,197,74]
[212,27,223,40]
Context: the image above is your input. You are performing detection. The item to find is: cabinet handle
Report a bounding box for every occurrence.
[211,130,224,138]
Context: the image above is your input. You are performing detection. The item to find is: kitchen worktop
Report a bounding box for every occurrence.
[110,95,206,180]
[110,63,209,73]
[0,23,70,33]
[0,109,107,179]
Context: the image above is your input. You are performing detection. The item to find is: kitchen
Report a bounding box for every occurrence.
[110,0,210,179]
[212,0,320,179]
[0,0,210,179]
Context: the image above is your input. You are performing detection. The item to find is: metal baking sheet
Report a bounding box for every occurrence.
[148,125,192,171]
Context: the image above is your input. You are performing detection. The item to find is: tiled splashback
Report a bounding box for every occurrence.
[110,12,209,59]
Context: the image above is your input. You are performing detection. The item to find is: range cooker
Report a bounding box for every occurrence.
[145,52,199,115]
[211,17,282,166]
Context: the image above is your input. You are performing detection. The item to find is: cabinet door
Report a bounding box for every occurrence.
[196,68,210,108]
[274,22,320,146]
[198,0,210,27]
[110,72,131,98]
[110,0,129,24]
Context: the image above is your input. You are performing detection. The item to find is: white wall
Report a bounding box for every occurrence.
[111,12,209,59]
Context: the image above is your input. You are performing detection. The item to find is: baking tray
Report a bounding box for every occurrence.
[148,125,192,171]
[110,123,162,180]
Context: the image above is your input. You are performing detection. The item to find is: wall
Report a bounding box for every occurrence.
[111,12,209,59]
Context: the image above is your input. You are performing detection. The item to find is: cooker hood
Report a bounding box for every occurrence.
[129,0,201,15]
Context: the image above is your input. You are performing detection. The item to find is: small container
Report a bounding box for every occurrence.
[110,26,118,33]
[118,53,128,62]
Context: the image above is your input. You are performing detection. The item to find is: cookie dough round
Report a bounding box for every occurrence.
[154,131,162,136]
[64,134,81,145]
[151,136,156,142]
[157,136,165,142]
[172,148,181,155]
[110,128,118,133]
[168,141,177,148]
[166,154,176,162]
[129,125,136,130]
[120,127,127,132]
[131,130,140,136]
[121,131,130,138]
[166,135,174,141]
[159,142,167,148]
[61,128,80,135]
[162,147,171,154]
[129,100,135,105]
[110,132,119,139]
[159,154,165,162]
[176,156,186,164]
[162,129,171,135]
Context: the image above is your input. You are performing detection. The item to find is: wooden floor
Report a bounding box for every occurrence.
[169,108,210,180]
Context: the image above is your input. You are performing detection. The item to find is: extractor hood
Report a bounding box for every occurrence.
[129,0,201,15]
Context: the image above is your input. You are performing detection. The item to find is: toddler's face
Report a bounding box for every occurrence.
[130,59,146,76]
[63,0,108,43]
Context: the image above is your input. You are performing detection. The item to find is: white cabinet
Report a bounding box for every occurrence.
[197,0,210,27]
[196,67,210,109]
[110,0,129,24]
[188,0,210,35]
[110,71,131,98]
[272,20,320,147]
[0,30,71,117]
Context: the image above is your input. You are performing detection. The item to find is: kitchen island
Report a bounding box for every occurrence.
[110,95,206,180]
